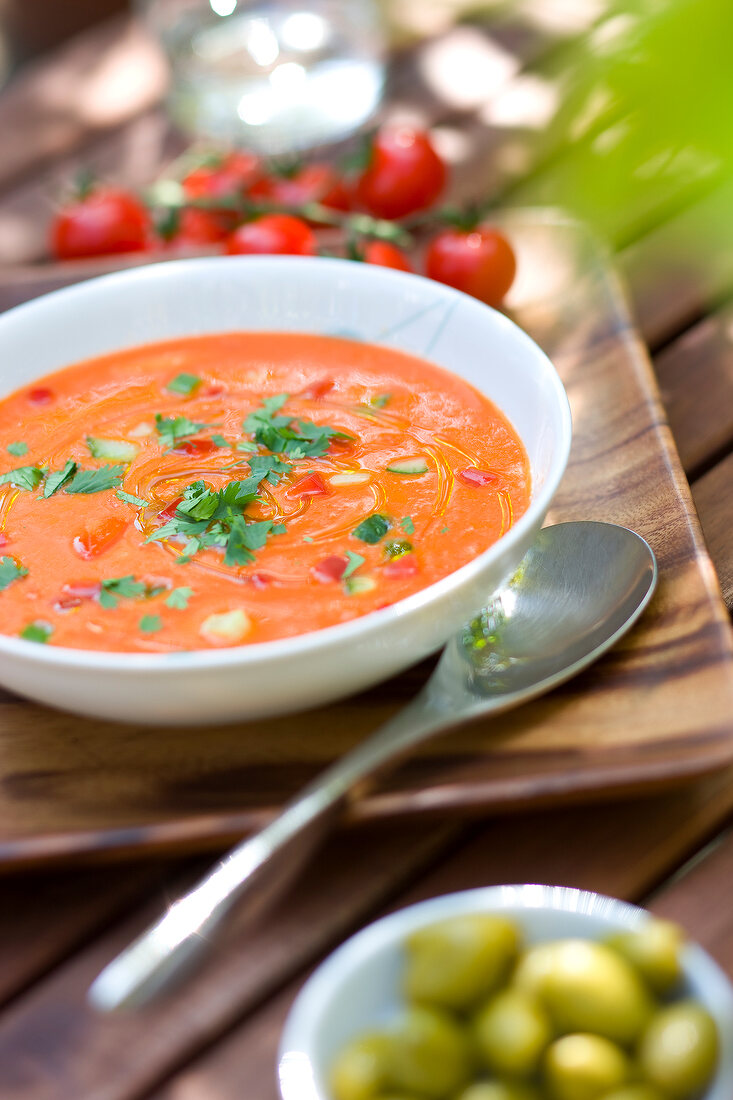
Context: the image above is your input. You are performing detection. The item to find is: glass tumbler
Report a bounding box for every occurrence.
[138,0,386,154]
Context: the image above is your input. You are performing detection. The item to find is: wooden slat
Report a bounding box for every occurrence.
[654,306,733,478]
[692,453,733,611]
[151,777,733,1099]
[0,820,455,1100]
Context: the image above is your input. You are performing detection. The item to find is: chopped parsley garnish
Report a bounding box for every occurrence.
[343,551,365,578]
[147,459,288,567]
[155,414,209,451]
[440,525,450,534]
[20,621,53,643]
[352,513,390,545]
[116,489,149,508]
[235,440,257,453]
[65,464,124,495]
[139,614,162,634]
[99,575,148,609]
[210,434,228,448]
[167,372,201,396]
[0,556,28,590]
[0,465,45,492]
[302,535,314,543]
[401,516,415,536]
[371,393,392,408]
[165,586,193,610]
[7,441,28,457]
[243,394,352,459]
[44,460,77,497]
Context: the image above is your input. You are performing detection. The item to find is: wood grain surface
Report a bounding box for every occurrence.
[0,215,731,867]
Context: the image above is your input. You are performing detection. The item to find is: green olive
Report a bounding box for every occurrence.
[473,988,552,1078]
[514,940,653,1045]
[638,1000,719,1099]
[598,1087,667,1100]
[405,915,520,1011]
[455,1082,543,1100]
[384,1006,473,1098]
[606,919,685,994]
[330,1032,391,1100]
[544,1033,630,1100]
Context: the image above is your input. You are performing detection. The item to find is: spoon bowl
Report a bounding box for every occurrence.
[89,521,657,1012]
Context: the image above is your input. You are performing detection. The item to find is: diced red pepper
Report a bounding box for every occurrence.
[159,496,183,522]
[312,555,349,583]
[287,472,330,498]
[72,517,127,560]
[457,467,499,488]
[301,378,334,400]
[203,383,225,397]
[383,552,419,579]
[61,581,103,600]
[250,572,272,590]
[55,596,83,611]
[28,387,54,405]
[171,438,219,455]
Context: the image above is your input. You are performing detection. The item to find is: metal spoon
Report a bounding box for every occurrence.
[89,520,657,1012]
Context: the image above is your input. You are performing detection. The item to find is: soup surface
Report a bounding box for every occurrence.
[0,333,529,653]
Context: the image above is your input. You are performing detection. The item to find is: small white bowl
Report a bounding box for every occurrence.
[0,256,570,724]
[279,884,733,1100]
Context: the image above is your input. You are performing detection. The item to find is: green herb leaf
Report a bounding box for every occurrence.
[7,441,28,457]
[154,414,209,451]
[385,538,413,559]
[370,393,391,408]
[210,434,228,448]
[167,373,201,396]
[20,620,53,643]
[352,513,390,544]
[44,460,77,497]
[165,586,193,610]
[243,395,352,459]
[343,550,365,578]
[0,556,28,590]
[65,464,124,495]
[139,614,162,634]
[401,515,415,536]
[0,465,45,492]
[102,575,147,600]
[116,489,149,508]
[235,440,258,453]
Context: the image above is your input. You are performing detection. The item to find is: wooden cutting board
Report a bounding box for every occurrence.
[0,211,731,868]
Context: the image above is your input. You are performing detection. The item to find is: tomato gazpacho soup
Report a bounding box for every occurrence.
[0,333,530,652]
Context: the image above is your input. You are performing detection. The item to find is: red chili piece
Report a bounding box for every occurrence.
[312,556,349,583]
[383,553,419,579]
[457,468,499,488]
[72,517,127,560]
[287,472,330,498]
[159,496,183,522]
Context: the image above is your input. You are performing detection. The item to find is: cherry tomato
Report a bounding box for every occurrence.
[250,164,351,212]
[355,126,446,220]
[226,214,317,256]
[72,517,127,559]
[165,207,229,248]
[362,240,413,272]
[425,227,516,307]
[457,467,499,488]
[182,152,261,200]
[287,472,330,498]
[51,187,152,260]
[312,555,349,583]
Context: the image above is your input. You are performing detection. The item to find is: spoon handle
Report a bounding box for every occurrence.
[88,692,452,1012]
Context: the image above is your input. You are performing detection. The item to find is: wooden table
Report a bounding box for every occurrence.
[1,9,733,1098]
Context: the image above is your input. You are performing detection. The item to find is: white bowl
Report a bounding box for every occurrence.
[0,256,570,724]
[279,884,733,1100]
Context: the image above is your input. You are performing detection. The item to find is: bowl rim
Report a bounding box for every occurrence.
[278,882,733,1100]
[0,255,571,671]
